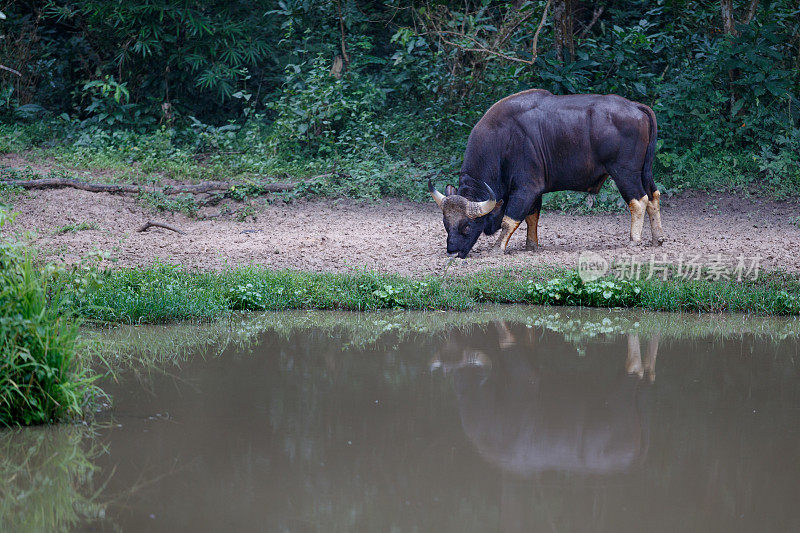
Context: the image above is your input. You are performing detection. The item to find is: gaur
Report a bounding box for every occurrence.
[430,89,664,258]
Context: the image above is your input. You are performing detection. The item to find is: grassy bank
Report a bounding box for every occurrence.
[64,263,800,324]
[1,222,98,426]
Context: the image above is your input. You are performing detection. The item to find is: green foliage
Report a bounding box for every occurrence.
[0,0,798,200]
[268,54,386,155]
[50,261,800,324]
[137,191,199,218]
[0,212,98,426]
[0,182,25,208]
[522,274,642,307]
[78,75,155,129]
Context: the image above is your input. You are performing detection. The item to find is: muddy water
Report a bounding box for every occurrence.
[3,310,800,532]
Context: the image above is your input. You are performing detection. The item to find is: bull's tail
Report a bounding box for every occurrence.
[639,104,658,197]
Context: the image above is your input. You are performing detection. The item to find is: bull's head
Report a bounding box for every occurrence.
[429,180,500,258]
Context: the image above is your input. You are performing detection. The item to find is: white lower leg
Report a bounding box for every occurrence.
[646,190,664,245]
[496,216,521,254]
[628,195,648,243]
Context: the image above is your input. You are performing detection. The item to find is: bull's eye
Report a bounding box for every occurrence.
[459,222,470,235]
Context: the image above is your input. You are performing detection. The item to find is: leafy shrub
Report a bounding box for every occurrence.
[78,75,157,129]
[227,282,276,311]
[267,54,386,155]
[773,291,800,315]
[524,274,642,307]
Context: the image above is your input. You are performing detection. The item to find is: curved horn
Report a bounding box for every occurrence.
[429,179,446,209]
[465,182,497,218]
[483,181,497,201]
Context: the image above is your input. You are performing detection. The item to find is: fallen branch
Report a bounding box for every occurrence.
[0,64,22,77]
[0,177,303,195]
[578,6,604,40]
[137,220,186,235]
[531,0,552,64]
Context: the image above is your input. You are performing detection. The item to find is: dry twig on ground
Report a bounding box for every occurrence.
[137,220,186,235]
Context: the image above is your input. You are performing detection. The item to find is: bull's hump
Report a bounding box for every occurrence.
[481,89,552,124]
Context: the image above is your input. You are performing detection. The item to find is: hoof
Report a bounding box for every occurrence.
[653,236,665,247]
[628,239,643,248]
[525,241,539,252]
[626,360,644,378]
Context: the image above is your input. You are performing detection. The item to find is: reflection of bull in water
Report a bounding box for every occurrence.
[431,322,659,477]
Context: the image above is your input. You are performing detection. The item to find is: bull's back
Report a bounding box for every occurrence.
[478,91,652,191]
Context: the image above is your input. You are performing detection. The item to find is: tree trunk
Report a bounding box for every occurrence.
[720,0,736,35]
[720,0,761,117]
[744,0,760,24]
[552,0,574,62]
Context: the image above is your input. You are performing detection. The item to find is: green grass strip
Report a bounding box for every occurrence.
[64,263,800,324]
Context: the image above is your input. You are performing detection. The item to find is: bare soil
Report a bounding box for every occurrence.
[5,184,800,277]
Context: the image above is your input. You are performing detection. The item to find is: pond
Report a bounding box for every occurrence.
[2,307,800,532]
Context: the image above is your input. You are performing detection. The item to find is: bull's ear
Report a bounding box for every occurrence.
[445,185,457,196]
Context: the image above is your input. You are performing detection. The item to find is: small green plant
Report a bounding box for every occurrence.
[0,182,24,207]
[227,282,274,311]
[373,284,404,307]
[235,202,257,222]
[523,274,642,307]
[268,54,386,155]
[80,75,155,129]
[138,191,198,218]
[54,221,99,235]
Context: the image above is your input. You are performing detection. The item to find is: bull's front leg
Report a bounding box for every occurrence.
[525,213,539,250]
[495,216,521,254]
[525,196,542,251]
[496,192,539,254]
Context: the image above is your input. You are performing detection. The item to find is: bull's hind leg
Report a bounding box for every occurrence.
[646,190,665,246]
[628,196,649,245]
[525,197,542,251]
[610,170,648,245]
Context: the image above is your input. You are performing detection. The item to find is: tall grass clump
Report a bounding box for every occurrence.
[1,212,97,426]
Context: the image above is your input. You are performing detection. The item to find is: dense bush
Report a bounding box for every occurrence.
[0,1,798,197]
[0,212,96,425]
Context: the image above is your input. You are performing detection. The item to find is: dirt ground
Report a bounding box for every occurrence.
[5,184,800,276]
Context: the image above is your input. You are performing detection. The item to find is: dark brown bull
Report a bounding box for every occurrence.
[430,89,664,258]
